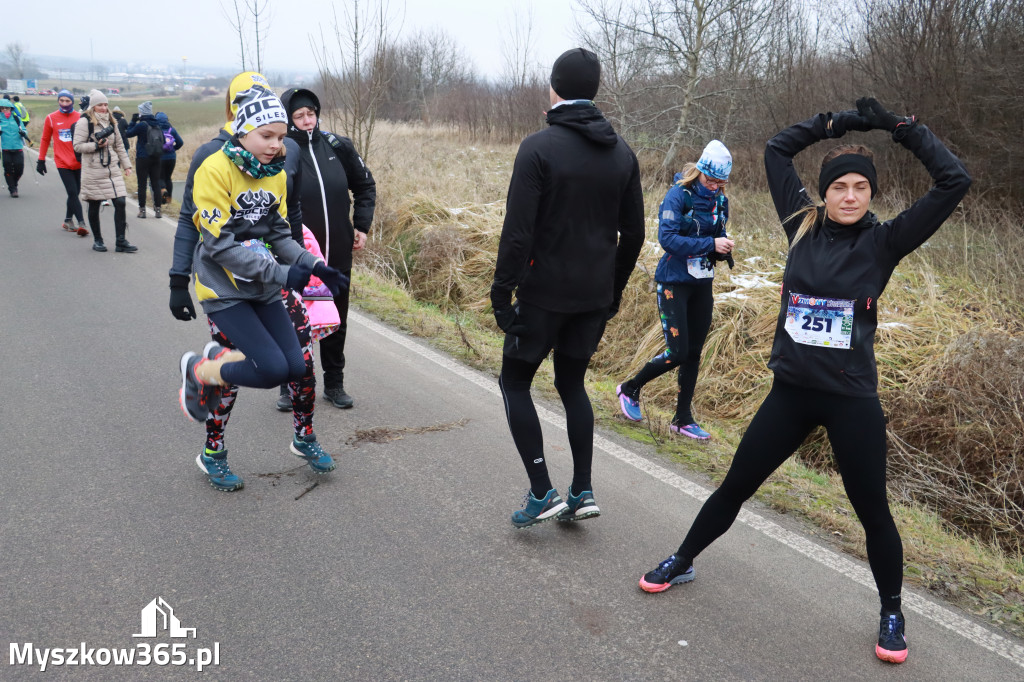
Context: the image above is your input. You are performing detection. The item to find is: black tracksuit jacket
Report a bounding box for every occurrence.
[280,89,376,272]
[491,102,646,314]
[764,115,971,397]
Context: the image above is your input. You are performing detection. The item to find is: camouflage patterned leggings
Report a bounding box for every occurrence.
[204,289,315,451]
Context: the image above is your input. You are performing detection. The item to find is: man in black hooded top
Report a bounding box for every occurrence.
[491,47,645,529]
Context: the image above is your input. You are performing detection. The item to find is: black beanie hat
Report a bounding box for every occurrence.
[818,153,878,200]
[287,92,319,118]
[550,48,601,101]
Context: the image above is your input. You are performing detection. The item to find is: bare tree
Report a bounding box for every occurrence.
[247,0,271,74]
[221,0,270,72]
[4,42,28,79]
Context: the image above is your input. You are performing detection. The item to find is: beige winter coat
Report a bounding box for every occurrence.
[73,109,132,201]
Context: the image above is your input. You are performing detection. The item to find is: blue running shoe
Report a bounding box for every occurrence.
[639,555,695,593]
[511,489,568,528]
[876,610,908,663]
[556,488,601,521]
[671,421,711,440]
[196,450,244,492]
[617,383,642,421]
[291,434,336,474]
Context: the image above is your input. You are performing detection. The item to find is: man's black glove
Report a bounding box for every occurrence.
[131,112,140,123]
[827,109,872,138]
[856,97,915,135]
[286,262,313,292]
[169,275,196,320]
[36,159,46,175]
[494,303,528,336]
[312,261,349,296]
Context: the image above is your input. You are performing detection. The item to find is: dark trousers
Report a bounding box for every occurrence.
[57,167,84,223]
[319,268,351,388]
[207,299,306,389]
[135,156,162,209]
[87,197,127,243]
[676,380,903,606]
[625,281,713,424]
[2,149,24,191]
[160,158,176,199]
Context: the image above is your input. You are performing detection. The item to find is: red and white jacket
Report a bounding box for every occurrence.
[38,109,82,170]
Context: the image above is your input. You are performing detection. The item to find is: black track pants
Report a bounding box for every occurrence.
[57,167,84,223]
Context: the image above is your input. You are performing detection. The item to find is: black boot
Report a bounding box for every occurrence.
[275,384,291,412]
[92,240,107,252]
[323,382,354,409]
[115,221,138,253]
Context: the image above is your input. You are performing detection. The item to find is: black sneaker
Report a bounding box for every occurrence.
[92,240,107,252]
[323,385,354,409]
[876,610,908,663]
[639,555,694,593]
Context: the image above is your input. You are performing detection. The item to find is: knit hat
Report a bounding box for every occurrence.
[232,85,288,135]
[87,89,108,107]
[286,91,319,118]
[57,89,73,100]
[227,72,272,121]
[138,101,153,116]
[696,140,732,181]
[550,48,601,101]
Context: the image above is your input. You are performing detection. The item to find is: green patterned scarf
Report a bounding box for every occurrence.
[221,136,285,179]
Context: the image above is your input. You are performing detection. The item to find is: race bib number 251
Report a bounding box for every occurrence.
[784,293,854,349]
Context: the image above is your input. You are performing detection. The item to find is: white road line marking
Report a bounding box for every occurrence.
[351,310,1024,669]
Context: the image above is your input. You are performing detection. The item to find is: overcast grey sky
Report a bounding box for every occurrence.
[10,0,580,79]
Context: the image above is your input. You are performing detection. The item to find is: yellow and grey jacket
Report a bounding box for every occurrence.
[191,149,319,314]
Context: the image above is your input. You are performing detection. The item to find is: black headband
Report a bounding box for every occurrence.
[818,153,877,199]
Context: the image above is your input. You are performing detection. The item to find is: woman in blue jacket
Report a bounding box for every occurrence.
[617,140,735,439]
[155,112,184,201]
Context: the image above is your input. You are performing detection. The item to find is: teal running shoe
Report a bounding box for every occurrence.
[196,450,244,492]
[556,488,601,521]
[511,489,567,528]
[290,434,336,474]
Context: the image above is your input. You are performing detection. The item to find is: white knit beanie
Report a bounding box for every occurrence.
[696,140,732,181]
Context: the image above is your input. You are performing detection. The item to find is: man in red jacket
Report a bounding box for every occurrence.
[36,90,88,235]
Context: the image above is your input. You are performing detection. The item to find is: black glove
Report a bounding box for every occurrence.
[494,303,528,336]
[168,275,196,321]
[827,109,871,138]
[712,250,735,269]
[286,262,314,292]
[131,112,140,123]
[36,159,46,175]
[312,261,349,296]
[856,97,914,133]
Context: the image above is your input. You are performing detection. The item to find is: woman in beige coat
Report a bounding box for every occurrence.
[73,89,136,253]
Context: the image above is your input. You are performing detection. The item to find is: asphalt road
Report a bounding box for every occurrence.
[1,165,1022,680]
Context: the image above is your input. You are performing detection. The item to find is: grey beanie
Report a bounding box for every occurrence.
[138,101,153,116]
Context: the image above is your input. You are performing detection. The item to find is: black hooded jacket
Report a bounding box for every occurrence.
[280,88,376,272]
[491,102,645,314]
[764,114,971,397]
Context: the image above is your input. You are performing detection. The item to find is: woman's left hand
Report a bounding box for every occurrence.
[353,230,367,251]
[124,168,132,176]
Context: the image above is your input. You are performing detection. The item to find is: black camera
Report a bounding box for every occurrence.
[93,125,115,142]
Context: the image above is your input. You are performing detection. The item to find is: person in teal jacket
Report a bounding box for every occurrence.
[0,97,30,197]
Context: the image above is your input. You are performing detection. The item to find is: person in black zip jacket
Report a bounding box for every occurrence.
[279,87,376,411]
[126,101,163,218]
[637,98,971,666]
[491,48,645,528]
[167,72,337,492]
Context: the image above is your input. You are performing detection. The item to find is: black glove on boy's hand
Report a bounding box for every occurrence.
[286,262,313,292]
[36,159,46,175]
[312,262,349,296]
[494,304,528,336]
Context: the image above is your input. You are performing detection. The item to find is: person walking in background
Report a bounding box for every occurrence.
[616,140,735,440]
[155,112,183,202]
[637,98,971,666]
[491,48,646,528]
[169,72,340,492]
[12,96,30,130]
[126,101,163,218]
[111,106,131,152]
[278,87,376,411]
[0,96,30,197]
[73,89,136,253]
[36,90,88,234]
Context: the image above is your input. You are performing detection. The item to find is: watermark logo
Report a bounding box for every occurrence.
[8,598,220,672]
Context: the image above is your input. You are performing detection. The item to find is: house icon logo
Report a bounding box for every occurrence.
[133,597,197,638]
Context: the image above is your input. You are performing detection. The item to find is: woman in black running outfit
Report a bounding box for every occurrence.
[616,140,734,440]
[637,98,971,665]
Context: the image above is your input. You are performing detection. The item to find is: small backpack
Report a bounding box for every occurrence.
[162,128,176,152]
[145,123,164,157]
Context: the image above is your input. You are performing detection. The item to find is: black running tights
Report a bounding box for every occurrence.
[57,167,84,223]
[676,380,903,609]
[87,197,126,242]
[499,353,594,498]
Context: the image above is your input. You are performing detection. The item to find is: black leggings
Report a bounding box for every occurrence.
[2,148,24,191]
[160,158,176,199]
[499,353,594,497]
[135,156,162,208]
[207,299,307,389]
[57,167,84,223]
[624,281,713,423]
[87,197,127,243]
[676,380,903,609]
